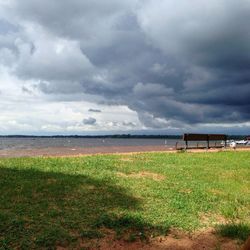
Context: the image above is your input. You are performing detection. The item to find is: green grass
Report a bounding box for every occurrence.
[0,151,249,249]
[217,223,250,241]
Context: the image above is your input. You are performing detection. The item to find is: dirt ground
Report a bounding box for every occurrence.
[75,228,246,250]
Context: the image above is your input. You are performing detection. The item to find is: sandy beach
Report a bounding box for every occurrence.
[0,145,249,158]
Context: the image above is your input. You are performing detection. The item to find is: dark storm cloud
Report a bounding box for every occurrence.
[83,117,96,125]
[1,0,250,130]
[22,86,33,95]
[88,109,101,113]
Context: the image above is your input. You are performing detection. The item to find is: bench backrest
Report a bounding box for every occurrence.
[183,133,227,141]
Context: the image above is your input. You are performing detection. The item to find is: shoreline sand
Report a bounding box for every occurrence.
[0,145,250,158]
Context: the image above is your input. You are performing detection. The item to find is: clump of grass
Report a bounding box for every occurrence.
[216,223,250,241]
[35,227,76,248]
[94,213,169,241]
[80,230,104,239]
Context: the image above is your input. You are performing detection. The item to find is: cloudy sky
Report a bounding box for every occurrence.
[0,0,250,135]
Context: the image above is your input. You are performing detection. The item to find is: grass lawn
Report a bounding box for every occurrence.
[0,151,249,249]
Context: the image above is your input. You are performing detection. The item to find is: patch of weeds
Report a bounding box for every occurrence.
[220,203,239,219]
[47,209,62,218]
[94,213,147,231]
[177,149,186,153]
[19,239,33,250]
[124,233,137,242]
[80,230,103,239]
[7,218,26,233]
[0,239,12,250]
[94,213,169,241]
[35,227,75,248]
[216,223,250,241]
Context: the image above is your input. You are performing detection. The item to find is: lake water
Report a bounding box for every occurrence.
[0,137,184,150]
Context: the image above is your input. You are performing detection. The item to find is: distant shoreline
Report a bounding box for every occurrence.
[0,134,181,139]
[0,134,248,140]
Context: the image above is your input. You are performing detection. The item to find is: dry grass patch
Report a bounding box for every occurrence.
[117,171,165,181]
[208,188,225,195]
[200,213,229,226]
[119,157,134,162]
[179,188,192,194]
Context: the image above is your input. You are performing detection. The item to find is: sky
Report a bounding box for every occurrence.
[0,0,250,135]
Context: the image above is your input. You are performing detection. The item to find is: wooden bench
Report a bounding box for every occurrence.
[182,133,227,149]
